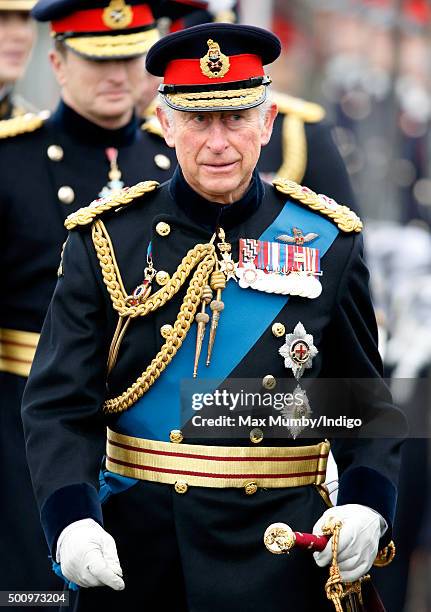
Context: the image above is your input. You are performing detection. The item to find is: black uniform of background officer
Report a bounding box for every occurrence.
[0,0,204,595]
[22,22,403,611]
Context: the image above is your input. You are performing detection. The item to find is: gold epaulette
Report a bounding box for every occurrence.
[271,91,325,123]
[141,98,164,138]
[141,115,164,138]
[0,110,50,140]
[273,177,362,233]
[65,181,159,231]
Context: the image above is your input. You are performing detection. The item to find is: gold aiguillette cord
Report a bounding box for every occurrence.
[107,248,156,375]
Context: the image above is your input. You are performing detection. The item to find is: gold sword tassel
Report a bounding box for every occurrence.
[205,227,234,366]
[193,284,213,378]
[206,263,226,366]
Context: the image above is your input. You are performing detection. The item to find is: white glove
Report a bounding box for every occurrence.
[312,504,387,582]
[56,518,125,590]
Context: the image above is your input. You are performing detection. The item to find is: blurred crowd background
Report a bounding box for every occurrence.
[8,1,431,610]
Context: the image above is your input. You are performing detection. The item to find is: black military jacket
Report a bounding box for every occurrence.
[0,100,176,334]
[22,169,402,558]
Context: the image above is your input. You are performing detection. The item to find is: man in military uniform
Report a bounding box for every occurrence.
[23,22,402,611]
[0,0,207,595]
[0,0,36,119]
[160,0,357,207]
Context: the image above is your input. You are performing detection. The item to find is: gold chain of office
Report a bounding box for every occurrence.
[91,219,217,414]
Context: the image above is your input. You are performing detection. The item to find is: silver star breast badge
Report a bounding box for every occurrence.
[279,322,318,379]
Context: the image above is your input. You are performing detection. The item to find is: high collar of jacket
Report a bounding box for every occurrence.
[169,166,264,231]
[51,99,139,147]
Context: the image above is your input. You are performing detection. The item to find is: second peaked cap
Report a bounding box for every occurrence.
[31,0,208,59]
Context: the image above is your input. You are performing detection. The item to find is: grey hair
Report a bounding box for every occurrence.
[157,88,273,128]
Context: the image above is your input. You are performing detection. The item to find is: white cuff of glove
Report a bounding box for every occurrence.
[312,504,387,583]
[56,518,125,590]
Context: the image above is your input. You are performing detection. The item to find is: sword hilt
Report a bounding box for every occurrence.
[264,522,329,554]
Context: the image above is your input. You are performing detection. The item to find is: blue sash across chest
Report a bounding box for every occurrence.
[114,198,339,442]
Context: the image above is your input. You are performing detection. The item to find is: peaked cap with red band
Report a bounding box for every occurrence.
[146,22,281,111]
[31,0,207,59]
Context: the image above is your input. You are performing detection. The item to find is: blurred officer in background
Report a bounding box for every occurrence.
[0,0,202,595]
[0,0,36,119]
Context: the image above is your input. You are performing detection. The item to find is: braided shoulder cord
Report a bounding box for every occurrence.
[273,178,363,233]
[65,181,159,230]
[89,217,217,413]
[103,247,217,413]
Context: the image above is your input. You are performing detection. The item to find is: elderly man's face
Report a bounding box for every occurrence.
[157,104,277,204]
[0,11,35,84]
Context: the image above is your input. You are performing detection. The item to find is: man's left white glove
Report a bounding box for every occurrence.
[312,504,387,582]
[56,518,125,590]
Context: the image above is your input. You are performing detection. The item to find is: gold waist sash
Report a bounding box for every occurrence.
[0,328,39,377]
[106,428,330,489]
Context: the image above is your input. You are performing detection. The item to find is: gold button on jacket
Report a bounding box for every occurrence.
[262,374,276,390]
[58,186,75,204]
[244,481,258,495]
[272,322,285,338]
[156,221,171,237]
[250,428,264,444]
[47,145,64,162]
[169,429,184,444]
[174,480,188,494]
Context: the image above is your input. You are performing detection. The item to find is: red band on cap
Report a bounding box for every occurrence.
[164,54,264,86]
[51,5,154,34]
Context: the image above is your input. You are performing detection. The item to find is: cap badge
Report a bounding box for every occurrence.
[200,39,230,79]
[103,0,133,30]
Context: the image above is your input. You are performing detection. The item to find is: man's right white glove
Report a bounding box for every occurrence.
[56,518,125,590]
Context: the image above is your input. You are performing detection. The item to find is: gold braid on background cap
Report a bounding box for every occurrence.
[91,219,217,413]
[273,178,362,233]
